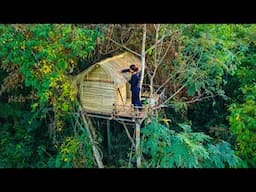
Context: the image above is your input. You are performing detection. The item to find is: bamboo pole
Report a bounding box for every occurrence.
[78,107,104,168]
[107,119,112,157]
[139,24,147,100]
[135,119,141,168]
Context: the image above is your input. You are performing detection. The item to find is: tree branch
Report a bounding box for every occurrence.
[154,73,176,94]
[140,24,147,98]
[150,24,160,97]
[157,94,219,109]
[119,121,135,148]
[145,34,167,55]
[108,38,141,57]
[154,84,186,109]
[77,106,104,168]
[185,94,219,104]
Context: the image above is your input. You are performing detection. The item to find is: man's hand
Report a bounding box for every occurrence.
[121,68,130,73]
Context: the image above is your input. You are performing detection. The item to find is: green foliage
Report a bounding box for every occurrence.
[176,25,256,168]
[227,34,256,167]
[55,132,95,168]
[187,97,231,140]
[145,24,255,117]
[0,102,56,168]
[229,85,256,167]
[0,24,102,168]
[179,24,243,97]
[205,142,241,168]
[142,119,241,168]
[1,24,256,168]
[0,24,101,117]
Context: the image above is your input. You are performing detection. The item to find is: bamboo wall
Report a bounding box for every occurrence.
[77,52,141,114]
[115,83,126,106]
[126,83,131,99]
[81,81,115,113]
[86,65,112,82]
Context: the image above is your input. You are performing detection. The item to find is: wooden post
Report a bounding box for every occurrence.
[107,119,111,157]
[81,113,104,168]
[139,24,146,100]
[135,119,141,168]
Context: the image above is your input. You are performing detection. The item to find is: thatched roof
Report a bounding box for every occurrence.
[74,52,141,87]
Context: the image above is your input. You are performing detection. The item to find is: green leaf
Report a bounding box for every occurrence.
[178,123,192,132]
[62,103,69,112]
[187,83,196,96]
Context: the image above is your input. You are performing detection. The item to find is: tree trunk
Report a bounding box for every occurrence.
[78,107,104,168]
[135,119,141,168]
[139,24,147,99]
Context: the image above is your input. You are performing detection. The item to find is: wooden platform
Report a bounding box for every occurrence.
[84,100,146,122]
[84,109,146,123]
[83,94,159,122]
[114,98,145,117]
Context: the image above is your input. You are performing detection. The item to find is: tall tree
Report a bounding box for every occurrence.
[0,24,102,167]
[228,24,256,167]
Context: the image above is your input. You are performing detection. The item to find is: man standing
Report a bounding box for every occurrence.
[121,64,142,109]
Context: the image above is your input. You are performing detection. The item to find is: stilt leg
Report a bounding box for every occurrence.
[107,120,111,158]
[135,119,141,168]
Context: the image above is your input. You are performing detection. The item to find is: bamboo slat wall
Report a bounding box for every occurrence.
[74,52,141,114]
[116,83,126,106]
[85,65,113,82]
[82,81,115,113]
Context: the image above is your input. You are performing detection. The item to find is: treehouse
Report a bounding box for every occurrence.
[73,52,159,120]
[72,52,160,167]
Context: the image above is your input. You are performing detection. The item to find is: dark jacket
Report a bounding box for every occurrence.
[129,72,141,91]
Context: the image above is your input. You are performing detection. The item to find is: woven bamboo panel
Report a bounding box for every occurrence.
[115,83,126,106]
[126,83,131,98]
[82,81,115,113]
[73,52,141,114]
[85,65,112,82]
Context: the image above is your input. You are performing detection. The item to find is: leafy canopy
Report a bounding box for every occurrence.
[142,118,241,168]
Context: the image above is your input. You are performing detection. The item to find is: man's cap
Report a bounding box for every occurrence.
[129,64,138,71]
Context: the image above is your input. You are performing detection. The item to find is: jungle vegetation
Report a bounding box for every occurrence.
[0,24,255,168]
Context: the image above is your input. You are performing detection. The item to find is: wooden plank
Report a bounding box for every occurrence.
[107,120,111,157]
[81,97,115,102]
[83,89,114,93]
[82,103,115,109]
[81,100,115,106]
[84,107,113,113]
[83,95,115,100]
[82,85,114,91]
[85,79,114,83]
[82,103,114,108]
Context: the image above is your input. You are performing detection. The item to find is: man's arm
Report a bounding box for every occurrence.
[121,68,130,73]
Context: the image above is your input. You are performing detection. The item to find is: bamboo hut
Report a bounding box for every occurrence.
[74,52,141,114]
